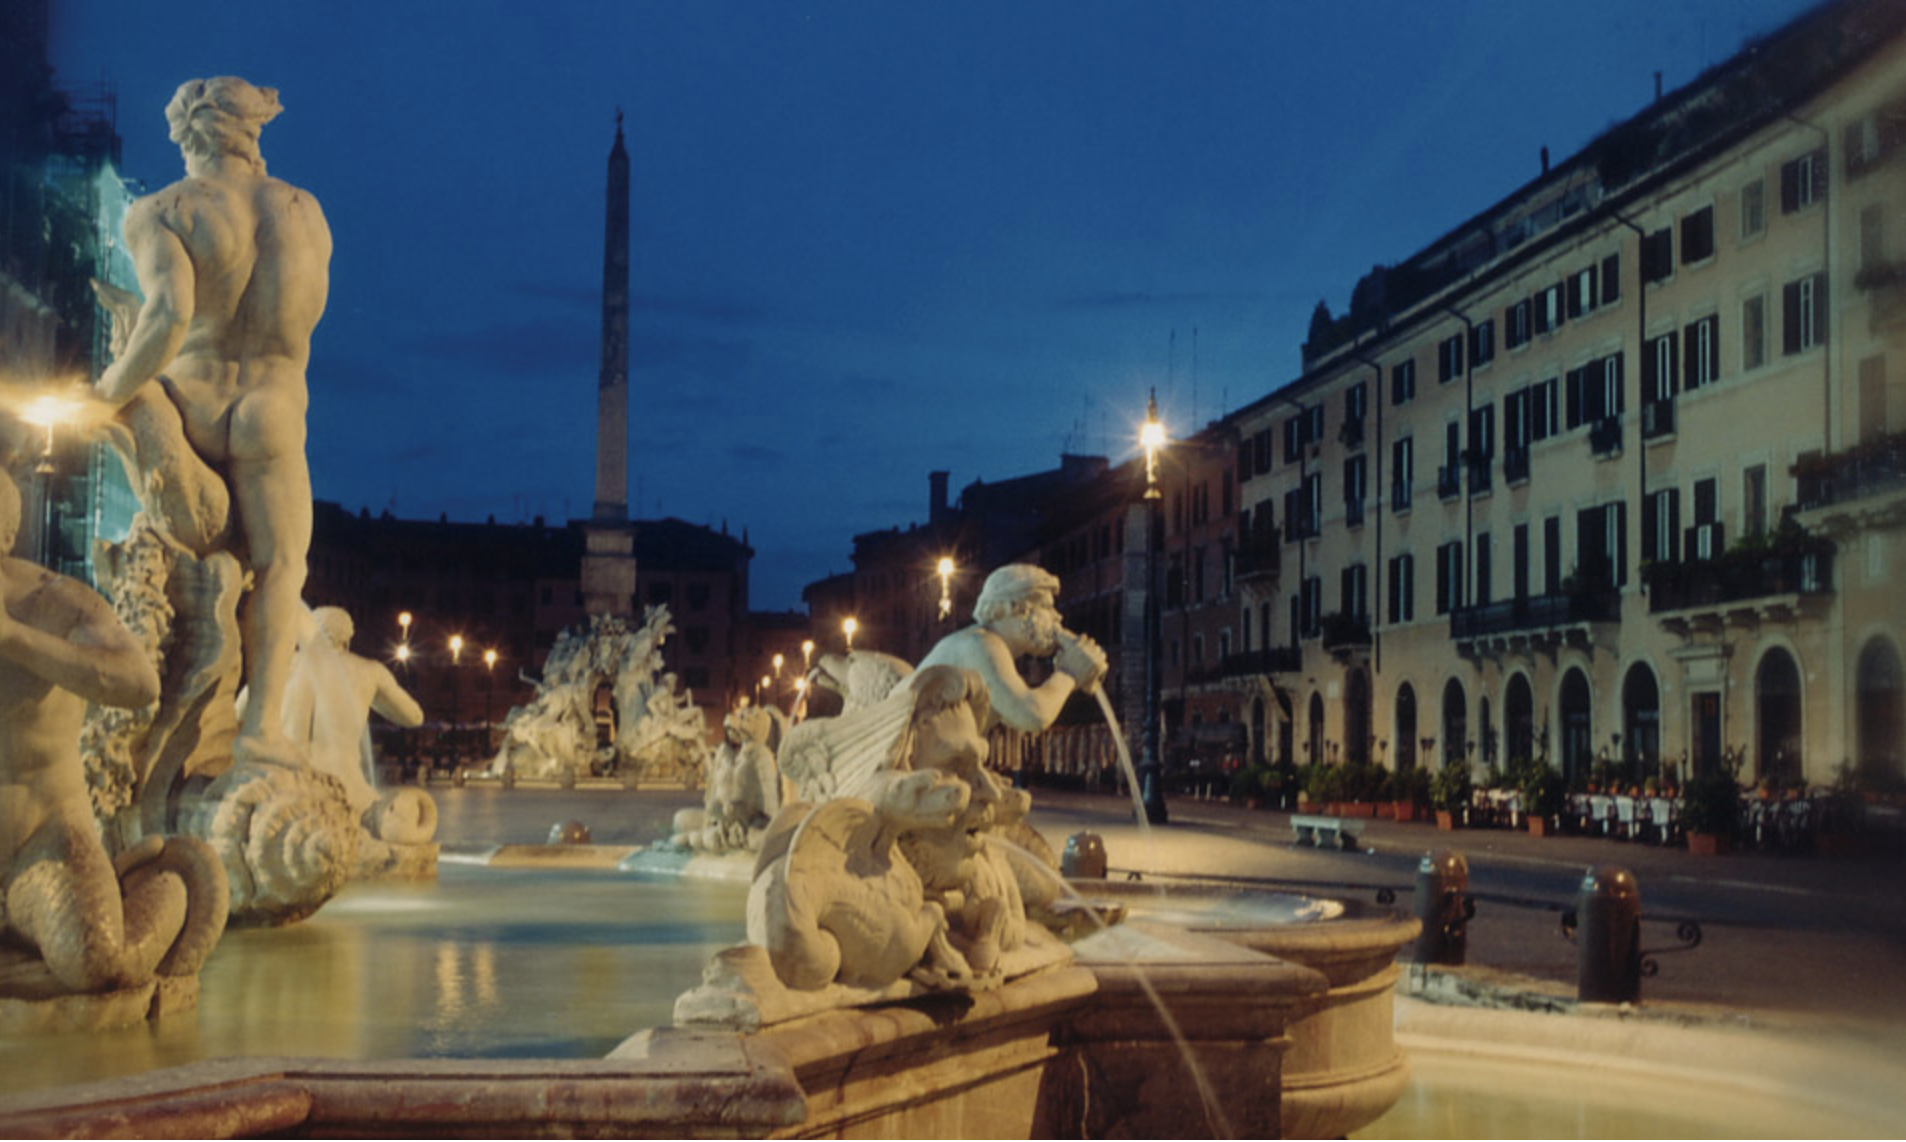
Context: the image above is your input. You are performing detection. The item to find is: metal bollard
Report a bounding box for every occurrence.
[1412,849,1475,965]
[1062,831,1108,879]
[1564,865,1642,1003]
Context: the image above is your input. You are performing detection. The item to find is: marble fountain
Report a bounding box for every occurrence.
[0,77,1417,1138]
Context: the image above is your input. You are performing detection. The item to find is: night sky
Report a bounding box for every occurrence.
[49,0,1813,611]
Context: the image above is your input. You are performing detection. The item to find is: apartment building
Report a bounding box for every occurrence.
[1231,0,1906,788]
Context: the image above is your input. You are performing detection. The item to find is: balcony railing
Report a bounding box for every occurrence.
[1319,612,1372,651]
[1503,447,1530,484]
[1437,465,1461,500]
[1794,431,1906,511]
[1450,590,1620,640]
[1213,646,1303,680]
[1645,545,1834,613]
[1236,532,1282,581]
[1589,415,1623,457]
[1642,399,1676,440]
[1466,457,1492,495]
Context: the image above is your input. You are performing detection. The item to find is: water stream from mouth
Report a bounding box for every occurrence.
[1091,687,1159,874]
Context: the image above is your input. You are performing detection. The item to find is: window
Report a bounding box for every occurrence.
[1600,252,1622,306]
[1780,149,1827,213]
[1531,377,1559,440]
[1435,542,1465,614]
[1438,333,1465,383]
[1568,264,1598,318]
[1535,283,1566,334]
[1391,436,1414,509]
[1565,353,1625,428]
[1743,464,1767,537]
[1741,178,1766,239]
[1644,487,1680,563]
[1743,294,1767,370]
[1341,563,1368,621]
[1504,388,1531,451]
[1683,315,1719,389]
[1641,228,1674,282]
[1646,331,1679,403]
[1575,502,1628,588]
[1506,298,1532,349]
[1473,532,1492,606]
[1783,272,1828,354]
[1543,516,1563,595]
[1300,576,1322,638]
[1861,203,1884,275]
[1391,359,1416,405]
[1680,205,1715,264]
[1387,554,1415,624]
[1468,403,1495,470]
[1345,380,1368,426]
[1470,318,1495,368]
[1343,454,1367,525]
[1846,113,1885,177]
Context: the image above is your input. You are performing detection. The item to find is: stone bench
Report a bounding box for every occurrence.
[1291,813,1364,851]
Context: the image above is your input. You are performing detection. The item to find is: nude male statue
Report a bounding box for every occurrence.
[0,469,226,991]
[911,564,1108,734]
[273,606,425,815]
[94,77,331,768]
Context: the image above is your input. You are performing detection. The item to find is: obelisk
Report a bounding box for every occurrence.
[581,113,637,619]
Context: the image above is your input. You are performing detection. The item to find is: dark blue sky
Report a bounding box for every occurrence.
[50,0,1812,611]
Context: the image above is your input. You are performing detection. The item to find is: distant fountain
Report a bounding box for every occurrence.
[488,607,709,785]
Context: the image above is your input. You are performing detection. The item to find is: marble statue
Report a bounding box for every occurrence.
[670,704,783,856]
[778,564,1107,805]
[78,78,362,926]
[92,76,330,771]
[745,666,1008,993]
[272,606,437,878]
[808,650,912,712]
[0,466,227,1014]
[491,608,708,783]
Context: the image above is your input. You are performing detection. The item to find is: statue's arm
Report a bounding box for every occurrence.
[0,579,160,710]
[368,664,426,728]
[97,199,196,407]
[966,631,1074,735]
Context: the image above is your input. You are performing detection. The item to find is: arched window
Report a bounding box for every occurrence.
[1755,648,1802,786]
[1559,668,1592,785]
[1395,683,1419,770]
[1307,691,1325,766]
[1506,674,1535,764]
[1442,679,1467,772]
[1345,669,1371,765]
[1622,664,1660,782]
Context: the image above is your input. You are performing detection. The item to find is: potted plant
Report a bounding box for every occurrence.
[1228,763,1279,810]
[1521,762,1566,836]
[1680,752,1744,855]
[1430,763,1472,830]
[1389,767,1430,823]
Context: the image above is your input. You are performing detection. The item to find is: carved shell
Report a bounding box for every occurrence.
[195,762,358,926]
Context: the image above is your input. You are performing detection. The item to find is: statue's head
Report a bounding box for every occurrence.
[166,77,281,171]
[312,606,354,650]
[972,564,1062,655]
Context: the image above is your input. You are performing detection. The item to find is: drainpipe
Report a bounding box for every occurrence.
[1354,355,1385,675]
[1613,211,1648,596]
[1440,305,1476,613]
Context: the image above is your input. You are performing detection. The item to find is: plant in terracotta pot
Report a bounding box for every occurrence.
[1520,762,1566,836]
[1680,749,1745,854]
[1430,763,1471,830]
[1228,763,1280,809]
[1389,767,1430,823]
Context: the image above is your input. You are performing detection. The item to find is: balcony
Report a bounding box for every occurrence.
[1503,447,1530,484]
[1436,465,1461,500]
[1213,646,1303,680]
[1642,399,1676,440]
[1589,415,1623,457]
[1391,481,1412,512]
[1319,612,1372,653]
[1794,431,1906,513]
[1466,457,1492,496]
[1236,531,1282,581]
[1646,541,1834,617]
[1338,418,1366,450]
[1450,589,1619,652]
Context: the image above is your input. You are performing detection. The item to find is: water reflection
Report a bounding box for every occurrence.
[0,864,747,1097]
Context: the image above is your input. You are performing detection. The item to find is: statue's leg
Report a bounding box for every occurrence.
[109,385,233,556]
[227,448,313,762]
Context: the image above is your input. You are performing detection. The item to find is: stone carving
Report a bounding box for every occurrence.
[491,608,709,784]
[723,665,1066,1013]
[0,467,228,1019]
[79,77,362,925]
[671,705,784,856]
[809,650,913,712]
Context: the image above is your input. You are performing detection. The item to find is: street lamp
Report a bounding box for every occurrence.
[448,634,464,665]
[843,616,858,652]
[21,392,79,568]
[937,556,956,621]
[1137,390,1170,824]
[483,648,498,745]
[772,652,784,680]
[801,639,815,673]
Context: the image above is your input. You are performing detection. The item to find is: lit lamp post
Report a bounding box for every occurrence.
[801,639,815,673]
[483,648,498,748]
[843,616,858,652]
[937,556,956,622]
[21,393,78,569]
[1137,390,1169,825]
